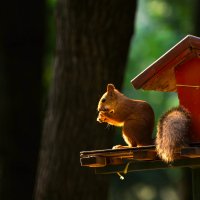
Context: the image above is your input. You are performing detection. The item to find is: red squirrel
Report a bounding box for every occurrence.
[97,84,155,148]
[97,84,191,163]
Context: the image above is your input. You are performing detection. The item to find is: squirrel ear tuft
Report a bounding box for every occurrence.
[107,84,115,93]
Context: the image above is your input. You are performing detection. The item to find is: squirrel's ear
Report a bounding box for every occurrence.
[107,84,115,93]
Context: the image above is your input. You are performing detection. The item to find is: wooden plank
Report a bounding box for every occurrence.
[80,145,155,158]
[80,143,200,157]
[130,149,156,160]
[80,143,200,169]
[80,146,157,167]
[95,157,200,174]
[81,156,106,167]
[80,146,157,168]
[181,147,200,158]
[80,156,128,168]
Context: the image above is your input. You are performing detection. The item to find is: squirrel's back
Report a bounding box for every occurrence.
[156,106,191,163]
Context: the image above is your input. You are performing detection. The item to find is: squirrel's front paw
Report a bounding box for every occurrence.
[97,112,107,123]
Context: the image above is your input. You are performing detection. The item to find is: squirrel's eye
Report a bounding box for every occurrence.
[101,98,106,103]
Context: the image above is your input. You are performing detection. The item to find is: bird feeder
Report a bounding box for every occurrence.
[80,35,200,176]
[131,34,200,142]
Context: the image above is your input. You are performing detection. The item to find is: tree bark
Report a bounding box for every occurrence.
[35,0,137,199]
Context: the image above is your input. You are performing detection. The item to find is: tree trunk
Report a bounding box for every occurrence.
[0,1,45,200]
[35,0,137,199]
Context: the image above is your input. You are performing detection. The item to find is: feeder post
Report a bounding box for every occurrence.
[192,168,200,200]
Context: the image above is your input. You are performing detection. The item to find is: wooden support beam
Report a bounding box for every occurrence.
[181,147,200,158]
[192,167,200,200]
[80,143,200,177]
[95,158,200,175]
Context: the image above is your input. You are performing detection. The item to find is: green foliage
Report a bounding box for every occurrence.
[123,0,195,122]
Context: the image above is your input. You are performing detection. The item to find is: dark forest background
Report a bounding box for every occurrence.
[0,0,200,200]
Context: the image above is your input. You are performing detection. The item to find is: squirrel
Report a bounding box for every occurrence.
[97,83,155,148]
[97,83,192,163]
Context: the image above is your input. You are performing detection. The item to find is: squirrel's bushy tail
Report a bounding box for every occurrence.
[156,106,191,163]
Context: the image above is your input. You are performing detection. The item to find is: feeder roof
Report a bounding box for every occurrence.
[131,35,200,92]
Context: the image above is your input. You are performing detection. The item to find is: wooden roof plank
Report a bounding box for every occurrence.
[131,35,200,91]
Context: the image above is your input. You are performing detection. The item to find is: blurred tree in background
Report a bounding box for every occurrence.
[34,0,137,200]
